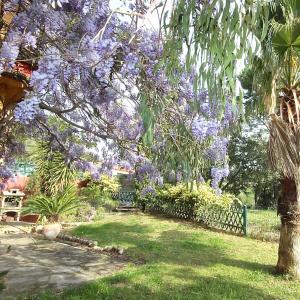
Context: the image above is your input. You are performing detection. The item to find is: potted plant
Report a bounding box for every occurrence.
[22,186,79,239]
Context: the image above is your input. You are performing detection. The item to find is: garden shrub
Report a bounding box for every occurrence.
[79,175,120,213]
[22,185,80,222]
[97,175,120,194]
[146,183,241,221]
[61,202,95,222]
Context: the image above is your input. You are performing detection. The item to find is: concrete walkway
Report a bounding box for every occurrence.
[0,229,125,299]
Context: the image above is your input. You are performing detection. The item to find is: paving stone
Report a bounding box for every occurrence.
[0,232,126,299]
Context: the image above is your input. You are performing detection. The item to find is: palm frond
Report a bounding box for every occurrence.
[268,114,300,178]
[22,186,79,221]
[31,142,75,196]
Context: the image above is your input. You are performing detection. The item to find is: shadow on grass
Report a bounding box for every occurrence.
[35,271,277,300]
[27,216,284,300]
[72,221,274,275]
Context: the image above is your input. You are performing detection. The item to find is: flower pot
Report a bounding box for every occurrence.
[20,214,39,223]
[43,223,61,240]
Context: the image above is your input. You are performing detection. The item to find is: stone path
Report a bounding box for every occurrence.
[0,228,125,299]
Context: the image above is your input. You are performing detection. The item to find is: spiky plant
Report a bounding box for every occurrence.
[31,142,75,196]
[22,185,79,223]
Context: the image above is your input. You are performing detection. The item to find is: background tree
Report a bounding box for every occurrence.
[224,123,280,208]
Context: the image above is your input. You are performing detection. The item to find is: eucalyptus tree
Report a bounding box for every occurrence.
[165,0,300,277]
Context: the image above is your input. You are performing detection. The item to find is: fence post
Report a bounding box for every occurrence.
[242,205,248,236]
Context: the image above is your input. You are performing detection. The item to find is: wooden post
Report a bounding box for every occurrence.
[243,205,248,236]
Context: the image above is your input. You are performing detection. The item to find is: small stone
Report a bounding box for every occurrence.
[93,246,103,251]
[104,246,113,251]
[36,225,44,234]
[118,248,124,255]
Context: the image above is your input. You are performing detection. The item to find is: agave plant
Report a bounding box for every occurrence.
[22,186,79,223]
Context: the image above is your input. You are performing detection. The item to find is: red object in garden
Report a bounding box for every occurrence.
[0,61,34,112]
[19,214,39,223]
[14,62,34,80]
[4,175,29,192]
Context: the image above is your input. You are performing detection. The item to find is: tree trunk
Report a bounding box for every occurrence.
[276,178,300,279]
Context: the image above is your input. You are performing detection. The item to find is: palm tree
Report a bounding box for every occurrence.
[165,0,300,278]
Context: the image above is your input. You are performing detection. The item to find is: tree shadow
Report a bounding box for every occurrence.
[47,271,278,300]
[0,233,123,298]
[1,218,281,299]
[73,221,275,276]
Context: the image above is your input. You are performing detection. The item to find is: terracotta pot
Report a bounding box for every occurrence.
[19,214,39,223]
[43,223,62,240]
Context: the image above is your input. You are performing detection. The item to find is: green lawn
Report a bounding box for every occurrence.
[248,209,280,241]
[33,212,300,300]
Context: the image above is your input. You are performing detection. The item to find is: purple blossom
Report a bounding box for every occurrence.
[141,186,156,198]
[74,160,92,172]
[121,53,140,76]
[136,161,159,182]
[211,166,229,192]
[206,137,228,162]
[119,161,131,170]
[0,30,21,67]
[0,166,13,180]
[191,116,220,142]
[14,96,41,124]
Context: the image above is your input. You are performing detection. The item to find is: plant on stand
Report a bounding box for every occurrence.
[22,186,79,239]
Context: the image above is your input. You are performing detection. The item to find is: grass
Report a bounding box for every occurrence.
[248,209,280,242]
[33,212,300,300]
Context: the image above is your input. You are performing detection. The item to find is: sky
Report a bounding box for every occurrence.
[109,0,173,30]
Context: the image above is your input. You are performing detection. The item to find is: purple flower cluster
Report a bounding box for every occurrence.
[0,30,21,68]
[191,117,220,142]
[14,96,41,124]
[0,166,13,180]
[136,161,160,182]
[206,137,229,162]
[211,166,229,194]
[121,53,140,77]
[140,186,156,198]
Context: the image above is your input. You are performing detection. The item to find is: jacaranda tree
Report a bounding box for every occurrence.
[0,1,235,191]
